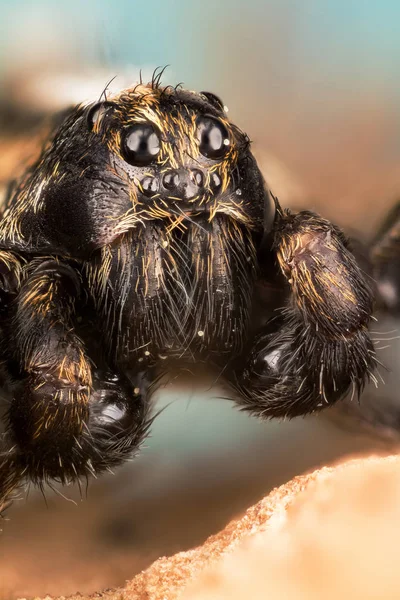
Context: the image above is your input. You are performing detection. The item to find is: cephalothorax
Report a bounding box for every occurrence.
[0,80,379,512]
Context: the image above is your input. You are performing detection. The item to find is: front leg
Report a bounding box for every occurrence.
[3,258,151,508]
[0,250,26,513]
[234,208,375,418]
[328,202,400,437]
[371,201,400,315]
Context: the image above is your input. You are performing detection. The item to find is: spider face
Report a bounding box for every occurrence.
[0,85,275,259]
[89,86,271,226]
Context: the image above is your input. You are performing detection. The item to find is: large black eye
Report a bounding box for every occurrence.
[196,116,230,159]
[122,123,161,166]
[87,101,116,131]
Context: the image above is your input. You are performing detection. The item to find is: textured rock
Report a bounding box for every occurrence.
[183,455,400,600]
[42,454,400,600]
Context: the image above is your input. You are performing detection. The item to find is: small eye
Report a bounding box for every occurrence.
[87,101,115,131]
[200,91,225,111]
[196,116,230,160]
[122,123,161,166]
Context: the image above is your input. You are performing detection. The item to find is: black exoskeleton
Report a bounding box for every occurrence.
[0,81,379,512]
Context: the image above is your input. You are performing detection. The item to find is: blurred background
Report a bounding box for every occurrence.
[0,1,400,597]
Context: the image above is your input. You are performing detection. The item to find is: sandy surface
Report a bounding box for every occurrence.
[30,454,400,600]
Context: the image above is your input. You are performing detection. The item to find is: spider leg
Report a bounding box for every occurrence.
[4,258,151,500]
[233,207,375,418]
[371,201,400,315]
[327,202,400,438]
[0,432,23,516]
[0,250,26,512]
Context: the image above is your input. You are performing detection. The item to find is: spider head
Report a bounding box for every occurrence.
[3,83,276,257]
[86,84,275,232]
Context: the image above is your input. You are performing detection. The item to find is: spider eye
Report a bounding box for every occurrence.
[87,101,115,131]
[196,116,230,159]
[200,91,225,111]
[122,123,161,166]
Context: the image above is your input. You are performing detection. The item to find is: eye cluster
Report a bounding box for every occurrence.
[87,100,231,168]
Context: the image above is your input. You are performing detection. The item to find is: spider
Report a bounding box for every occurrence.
[0,78,384,514]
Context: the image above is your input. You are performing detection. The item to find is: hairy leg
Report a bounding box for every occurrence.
[371,202,400,315]
[1,258,151,511]
[233,208,375,418]
[328,203,400,438]
[0,250,25,512]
